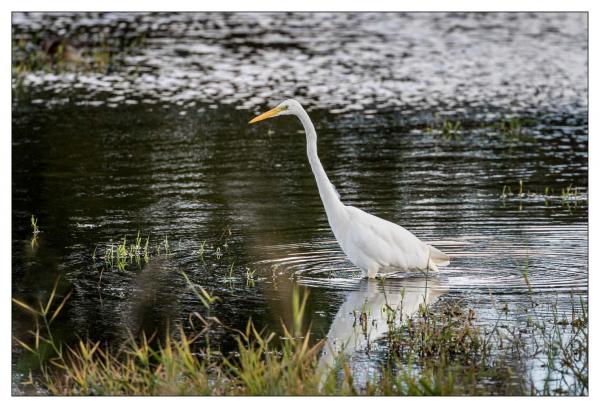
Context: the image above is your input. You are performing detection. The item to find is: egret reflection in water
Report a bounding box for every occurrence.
[318,276,446,375]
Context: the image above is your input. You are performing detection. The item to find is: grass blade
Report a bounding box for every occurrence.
[12,298,39,316]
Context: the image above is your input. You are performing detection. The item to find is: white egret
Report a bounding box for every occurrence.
[249,99,449,278]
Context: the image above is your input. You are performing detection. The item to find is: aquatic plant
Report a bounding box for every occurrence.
[197,240,207,259]
[245,267,256,287]
[560,184,582,202]
[12,272,587,396]
[493,117,536,145]
[426,114,462,141]
[180,271,219,311]
[496,117,523,139]
[30,215,40,248]
[98,233,177,271]
[30,215,40,235]
[227,262,235,280]
[500,181,587,210]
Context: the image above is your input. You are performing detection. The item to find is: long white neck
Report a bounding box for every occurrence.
[294,107,344,220]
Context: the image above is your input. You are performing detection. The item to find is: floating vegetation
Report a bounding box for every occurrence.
[426,114,462,141]
[12,271,588,396]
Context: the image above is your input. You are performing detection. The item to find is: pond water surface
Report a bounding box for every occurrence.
[12,12,587,392]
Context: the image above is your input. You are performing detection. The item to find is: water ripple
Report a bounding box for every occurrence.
[13,12,587,116]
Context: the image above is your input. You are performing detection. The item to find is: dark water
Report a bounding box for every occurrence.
[12,12,587,390]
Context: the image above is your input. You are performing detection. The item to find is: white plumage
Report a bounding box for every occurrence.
[249,99,449,278]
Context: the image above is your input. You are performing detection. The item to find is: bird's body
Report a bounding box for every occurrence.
[250,99,449,278]
[336,205,449,277]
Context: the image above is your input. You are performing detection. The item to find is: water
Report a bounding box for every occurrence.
[12,12,587,391]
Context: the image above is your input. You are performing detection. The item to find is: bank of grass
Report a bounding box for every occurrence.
[13,272,587,396]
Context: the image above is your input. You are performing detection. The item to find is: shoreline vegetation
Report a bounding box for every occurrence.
[13,269,588,396]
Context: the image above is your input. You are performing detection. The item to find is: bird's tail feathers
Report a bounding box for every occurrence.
[428,245,450,267]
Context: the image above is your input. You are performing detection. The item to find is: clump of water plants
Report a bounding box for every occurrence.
[100,232,153,271]
[500,180,587,210]
[493,117,535,145]
[501,179,526,199]
[92,231,238,303]
[426,114,462,141]
[245,267,257,287]
[560,184,583,202]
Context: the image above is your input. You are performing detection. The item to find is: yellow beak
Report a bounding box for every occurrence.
[249,106,282,124]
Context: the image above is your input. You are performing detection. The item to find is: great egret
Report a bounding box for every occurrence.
[249,99,449,278]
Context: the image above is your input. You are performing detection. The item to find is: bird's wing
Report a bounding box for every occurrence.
[343,206,431,271]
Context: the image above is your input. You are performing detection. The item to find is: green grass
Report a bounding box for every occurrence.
[500,181,586,209]
[197,240,207,259]
[495,118,524,141]
[245,267,256,287]
[426,114,462,141]
[30,215,40,235]
[12,270,588,396]
[30,214,40,248]
[98,232,173,271]
[92,233,237,296]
